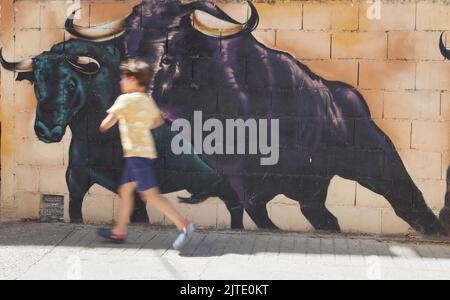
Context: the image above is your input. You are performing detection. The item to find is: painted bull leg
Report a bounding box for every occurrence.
[355,149,444,235]
[225,176,277,230]
[66,166,92,223]
[327,84,445,235]
[245,202,279,230]
[219,191,244,230]
[287,177,340,232]
[244,191,279,230]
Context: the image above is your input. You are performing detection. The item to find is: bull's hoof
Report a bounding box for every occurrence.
[230,223,244,230]
[70,218,83,224]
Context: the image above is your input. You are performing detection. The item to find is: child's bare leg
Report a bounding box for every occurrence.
[140,187,186,230]
[114,181,137,235]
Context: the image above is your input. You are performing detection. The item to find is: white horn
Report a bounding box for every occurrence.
[191,1,258,38]
[65,9,126,42]
[192,10,246,38]
[0,49,33,72]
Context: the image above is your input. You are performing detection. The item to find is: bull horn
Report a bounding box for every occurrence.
[0,49,33,72]
[65,9,126,42]
[191,1,259,38]
[440,32,450,60]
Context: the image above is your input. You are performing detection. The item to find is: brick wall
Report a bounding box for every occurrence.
[0,0,449,237]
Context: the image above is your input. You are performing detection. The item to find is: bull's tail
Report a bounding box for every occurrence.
[439,166,450,233]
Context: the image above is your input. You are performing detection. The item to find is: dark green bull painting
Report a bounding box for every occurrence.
[1,1,450,235]
[0,26,243,228]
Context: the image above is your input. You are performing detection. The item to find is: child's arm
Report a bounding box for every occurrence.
[150,114,165,129]
[99,113,119,133]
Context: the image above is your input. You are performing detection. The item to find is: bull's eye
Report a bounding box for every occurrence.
[66,56,100,75]
[161,56,173,66]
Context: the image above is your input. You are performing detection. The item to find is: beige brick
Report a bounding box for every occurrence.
[217,202,231,229]
[411,121,450,151]
[305,59,358,87]
[333,32,387,60]
[388,32,444,61]
[82,194,114,224]
[416,179,447,211]
[15,165,39,192]
[381,208,411,236]
[40,29,66,53]
[15,29,41,59]
[14,1,41,29]
[16,192,41,220]
[356,183,389,208]
[416,2,450,31]
[303,3,358,31]
[328,206,382,235]
[252,30,276,48]
[190,202,218,229]
[375,119,411,150]
[16,139,64,166]
[359,89,384,119]
[443,93,450,121]
[268,202,313,232]
[38,166,68,194]
[146,200,165,226]
[89,184,116,197]
[89,1,140,27]
[326,176,356,207]
[359,61,415,90]
[162,191,194,227]
[0,1,14,33]
[62,133,71,166]
[276,31,331,60]
[1,165,15,206]
[359,2,415,31]
[254,3,302,30]
[13,81,37,113]
[383,91,441,120]
[14,112,36,139]
[399,149,442,180]
[1,125,16,166]
[416,62,450,91]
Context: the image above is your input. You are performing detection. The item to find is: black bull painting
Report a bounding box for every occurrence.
[1,1,449,235]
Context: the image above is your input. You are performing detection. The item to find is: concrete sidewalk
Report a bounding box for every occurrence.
[1,222,450,280]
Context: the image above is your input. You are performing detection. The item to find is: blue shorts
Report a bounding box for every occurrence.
[119,157,158,192]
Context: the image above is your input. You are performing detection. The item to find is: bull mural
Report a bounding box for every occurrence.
[115,0,445,235]
[1,1,448,235]
[0,20,244,228]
